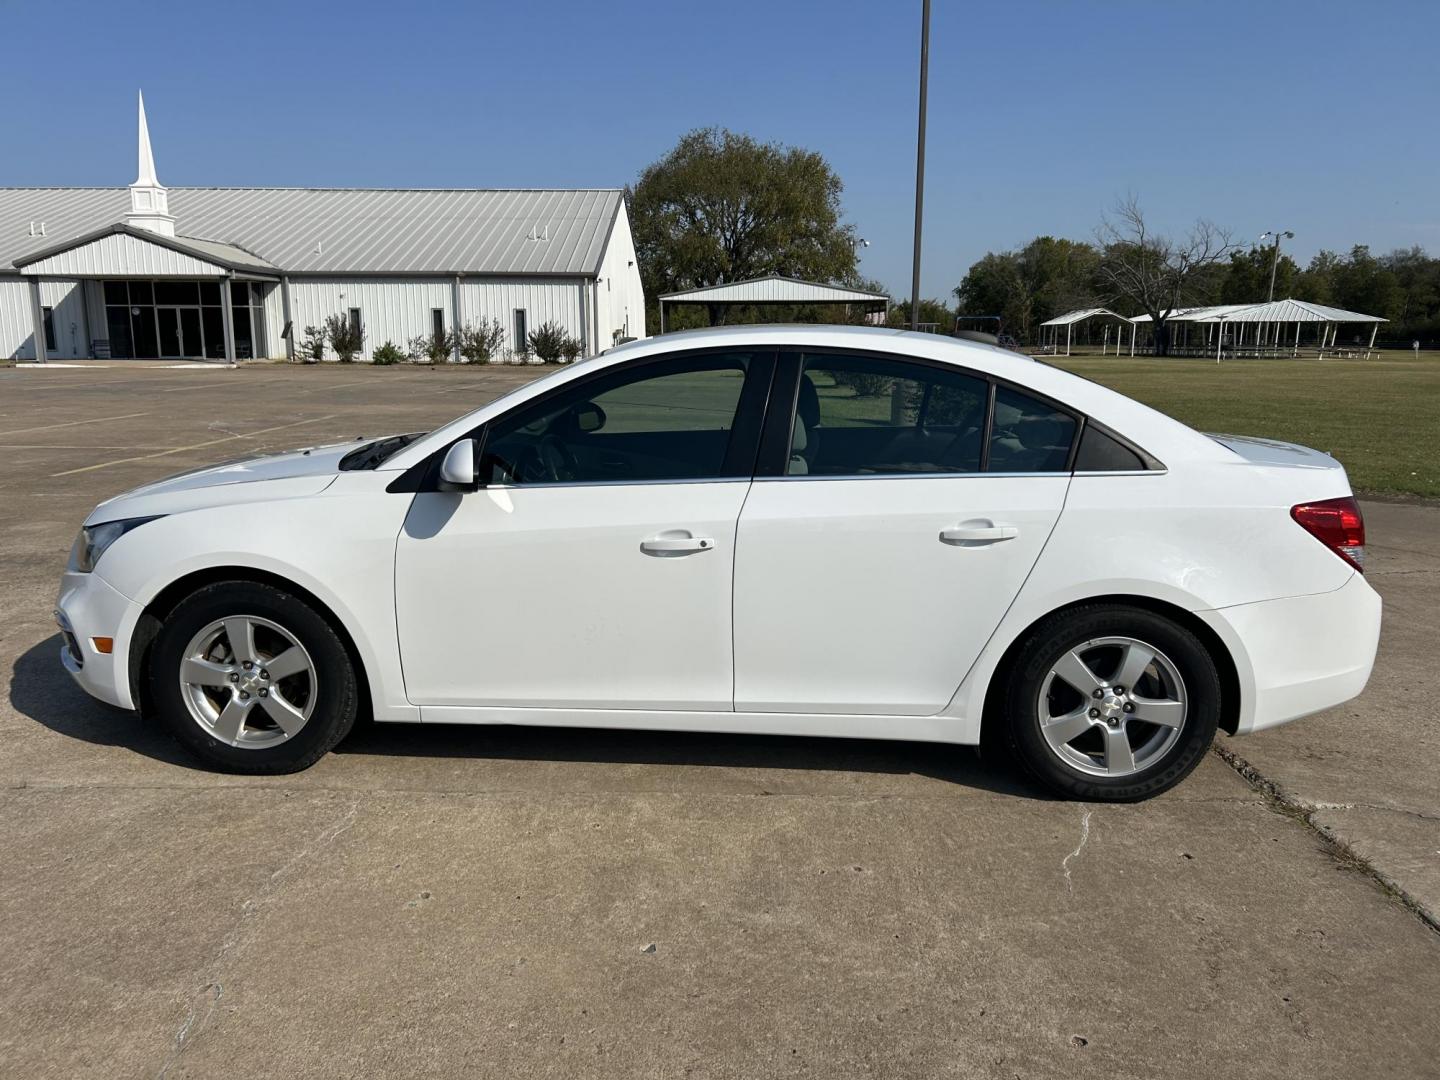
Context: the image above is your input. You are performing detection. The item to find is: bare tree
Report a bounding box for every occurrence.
[1095,195,1235,356]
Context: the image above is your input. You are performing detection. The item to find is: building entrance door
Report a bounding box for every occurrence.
[157,306,204,358]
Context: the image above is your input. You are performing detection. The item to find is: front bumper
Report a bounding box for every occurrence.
[55,570,144,710]
[1201,572,1382,735]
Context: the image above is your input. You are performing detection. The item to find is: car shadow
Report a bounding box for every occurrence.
[11,634,1051,799]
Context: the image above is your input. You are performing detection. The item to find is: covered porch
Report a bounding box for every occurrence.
[13,223,279,363]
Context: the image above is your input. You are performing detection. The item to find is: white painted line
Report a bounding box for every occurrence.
[52,415,339,477]
[0,411,151,438]
[15,363,112,370]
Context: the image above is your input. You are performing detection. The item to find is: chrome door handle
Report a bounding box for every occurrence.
[940,523,1019,544]
[640,534,714,555]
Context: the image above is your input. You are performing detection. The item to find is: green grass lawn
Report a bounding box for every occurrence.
[1050,352,1440,498]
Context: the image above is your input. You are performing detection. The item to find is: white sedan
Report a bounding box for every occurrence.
[55,326,1380,801]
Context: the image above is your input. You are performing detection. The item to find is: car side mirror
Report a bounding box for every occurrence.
[438,438,477,490]
[574,402,606,433]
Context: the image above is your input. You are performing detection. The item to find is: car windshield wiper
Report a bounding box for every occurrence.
[339,433,425,471]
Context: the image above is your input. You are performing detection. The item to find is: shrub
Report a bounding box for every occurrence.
[457,318,507,364]
[406,335,431,364]
[300,325,326,363]
[830,370,893,398]
[426,329,457,364]
[324,313,364,363]
[529,321,582,364]
[372,341,406,366]
[528,321,568,363]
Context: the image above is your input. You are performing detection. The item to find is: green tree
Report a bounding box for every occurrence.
[630,128,859,328]
[1218,246,1300,303]
[953,237,1101,343]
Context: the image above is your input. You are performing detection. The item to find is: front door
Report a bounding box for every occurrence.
[394,348,774,711]
[733,352,1074,716]
[157,306,203,358]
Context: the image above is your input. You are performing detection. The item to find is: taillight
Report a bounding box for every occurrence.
[1291,497,1365,572]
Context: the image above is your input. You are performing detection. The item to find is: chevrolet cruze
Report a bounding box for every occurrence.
[56,326,1381,800]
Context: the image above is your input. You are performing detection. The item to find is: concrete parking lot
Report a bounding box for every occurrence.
[2,361,1437,1079]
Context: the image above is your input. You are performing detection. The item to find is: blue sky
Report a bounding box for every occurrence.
[6,0,1437,298]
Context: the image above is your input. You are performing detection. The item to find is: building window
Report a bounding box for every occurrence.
[514,309,528,355]
[349,308,362,341]
[42,306,57,351]
[432,308,445,340]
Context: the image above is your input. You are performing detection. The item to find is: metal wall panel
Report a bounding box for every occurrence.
[38,280,87,359]
[594,206,647,346]
[0,278,34,359]
[289,279,457,361]
[458,278,584,361]
[21,231,226,278]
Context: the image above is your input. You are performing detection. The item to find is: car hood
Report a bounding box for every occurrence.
[85,439,373,524]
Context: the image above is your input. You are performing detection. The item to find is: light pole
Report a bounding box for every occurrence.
[1259,230,1293,302]
[909,0,931,331]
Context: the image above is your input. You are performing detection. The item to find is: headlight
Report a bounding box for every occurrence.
[68,516,161,573]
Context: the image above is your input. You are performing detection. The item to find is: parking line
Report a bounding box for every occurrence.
[0,411,151,438]
[52,415,339,477]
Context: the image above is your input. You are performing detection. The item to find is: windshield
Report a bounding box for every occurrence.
[339,432,426,471]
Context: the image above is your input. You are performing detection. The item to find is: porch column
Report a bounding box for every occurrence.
[281,275,295,362]
[220,277,237,365]
[28,279,47,363]
[1367,323,1378,358]
[452,274,464,362]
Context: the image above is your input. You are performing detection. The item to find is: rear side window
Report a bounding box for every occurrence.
[790,354,988,475]
[1074,425,1146,471]
[987,386,1077,473]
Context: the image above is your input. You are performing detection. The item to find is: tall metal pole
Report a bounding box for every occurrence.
[909,0,931,331]
[1268,235,1281,302]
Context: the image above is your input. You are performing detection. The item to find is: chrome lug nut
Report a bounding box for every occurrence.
[239,690,250,701]
[1089,708,1100,718]
[242,661,253,671]
[1123,702,1135,713]
[1092,688,1104,699]
[1113,685,1125,694]
[258,688,269,698]
[259,669,268,680]
[228,672,239,683]
[1107,716,1121,727]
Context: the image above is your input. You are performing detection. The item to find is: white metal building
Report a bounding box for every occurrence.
[1,95,646,363]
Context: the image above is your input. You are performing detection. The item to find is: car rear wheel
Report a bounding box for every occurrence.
[1000,604,1221,801]
[148,581,358,773]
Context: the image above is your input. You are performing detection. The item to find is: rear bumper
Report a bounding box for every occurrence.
[1201,572,1382,735]
[55,571,143,710]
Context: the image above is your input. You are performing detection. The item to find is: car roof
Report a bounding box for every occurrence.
[386,325,1224,472]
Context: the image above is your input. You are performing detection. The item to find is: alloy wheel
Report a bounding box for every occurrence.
[1036,635,1187,778]
[178,615,317,748]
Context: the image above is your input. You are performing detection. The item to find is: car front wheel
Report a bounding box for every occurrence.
[1001,604,1221,801]
[148,580,359,773]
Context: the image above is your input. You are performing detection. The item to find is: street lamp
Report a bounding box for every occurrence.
[909,0,931,331]
[1258,230,1294,302]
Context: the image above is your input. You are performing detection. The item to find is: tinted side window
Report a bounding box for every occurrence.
[791,354,988,476]
[987,386,1077,473]
[1074,425,1146,471]
[481,352,757,485]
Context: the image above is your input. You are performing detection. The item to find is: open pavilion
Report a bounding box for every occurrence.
[1045,300,1386,359]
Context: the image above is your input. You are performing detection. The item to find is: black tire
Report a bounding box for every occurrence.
[1000,604,1221,802]
[148,580,359,773]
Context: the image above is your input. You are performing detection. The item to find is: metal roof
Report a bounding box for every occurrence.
[660,275,889,304]
[1129,300,1385,324]
[1191,298,1387,323]
[0,188,623,276]
[1039,307,1129,326]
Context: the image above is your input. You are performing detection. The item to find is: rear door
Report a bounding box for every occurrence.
[732,351,1073,716]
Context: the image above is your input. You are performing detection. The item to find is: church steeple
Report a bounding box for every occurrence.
[125,90,176,236]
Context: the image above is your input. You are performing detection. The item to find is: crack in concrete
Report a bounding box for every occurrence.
[152,798,358,1078]
[1213,745,1440,936]
[1062,810,1093,895]
[1309,801,1440,824]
